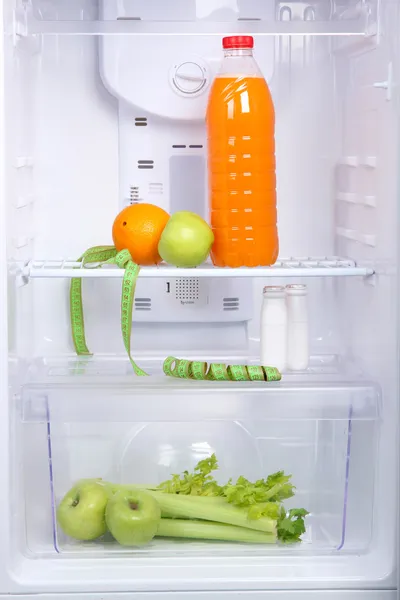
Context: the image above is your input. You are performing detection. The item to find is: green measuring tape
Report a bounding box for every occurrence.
[163,357,281,382]
[70,246,281,382]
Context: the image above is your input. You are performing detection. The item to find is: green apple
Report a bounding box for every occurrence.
[106,489,161,546]
[57,480,109,541]
[158,211,214,268]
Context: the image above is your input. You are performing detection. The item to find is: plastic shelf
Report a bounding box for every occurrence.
[21,17,368,37]
[23,257,375,280]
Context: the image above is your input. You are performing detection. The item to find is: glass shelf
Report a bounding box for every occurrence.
[22,257,375,280]
[22,18,367,36]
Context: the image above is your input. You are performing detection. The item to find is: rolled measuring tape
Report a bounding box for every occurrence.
[163,357,281,382]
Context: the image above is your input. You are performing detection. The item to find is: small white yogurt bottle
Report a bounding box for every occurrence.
[286,284,309,371]
[260,286,288,372]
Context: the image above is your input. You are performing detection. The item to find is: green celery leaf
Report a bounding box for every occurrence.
[196,454,219,476]
[277,508,309,543]
[221,471,295,508]
[158,453,222,497]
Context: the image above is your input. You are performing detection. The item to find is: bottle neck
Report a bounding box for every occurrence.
[224,49,253,58]
[219,49,261,77]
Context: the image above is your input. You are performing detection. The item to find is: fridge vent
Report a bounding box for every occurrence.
[172,145,204,150]
[135,298,152,311]
[149,183,163,195]
[176,278,200,302]
[135,117,147,127]
[129,186,139,204]
[223,297,240,311]
[138,160,154,170]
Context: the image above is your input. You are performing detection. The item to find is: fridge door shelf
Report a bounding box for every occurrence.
[22,257,375,281]
[20,379,380,559]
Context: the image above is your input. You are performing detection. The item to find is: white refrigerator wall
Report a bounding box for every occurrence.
[334,1,400,587]
[0,0,398,595]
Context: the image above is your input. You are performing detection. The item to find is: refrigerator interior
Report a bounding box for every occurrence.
[0,0,399,595]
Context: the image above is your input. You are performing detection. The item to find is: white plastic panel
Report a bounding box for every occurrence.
[103,0,196,21]
[29,0,351,23]
[30,0,98,21]
[99,35,274,123]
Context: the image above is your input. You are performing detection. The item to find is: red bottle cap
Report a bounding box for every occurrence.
[222,35,254,50]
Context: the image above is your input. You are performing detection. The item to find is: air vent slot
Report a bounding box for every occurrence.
[135,117,147,127]
[135,298,152,311]
[223,297,240,311]
[138,160,154,170]
[129,186,139,204]
[149,183,163,195]
[176,278,200,302]
[172,145,203,150]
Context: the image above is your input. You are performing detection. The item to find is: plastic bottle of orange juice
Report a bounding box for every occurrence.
[207,36,278,267]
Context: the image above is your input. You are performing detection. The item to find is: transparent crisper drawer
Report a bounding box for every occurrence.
[21,379,380,557]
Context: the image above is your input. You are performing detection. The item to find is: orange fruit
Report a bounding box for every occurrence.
[112,203,170,266]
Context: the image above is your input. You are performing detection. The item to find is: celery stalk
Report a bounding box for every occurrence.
[101,483,274,532]
[148,491,277,534]
[157,519,276,544]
